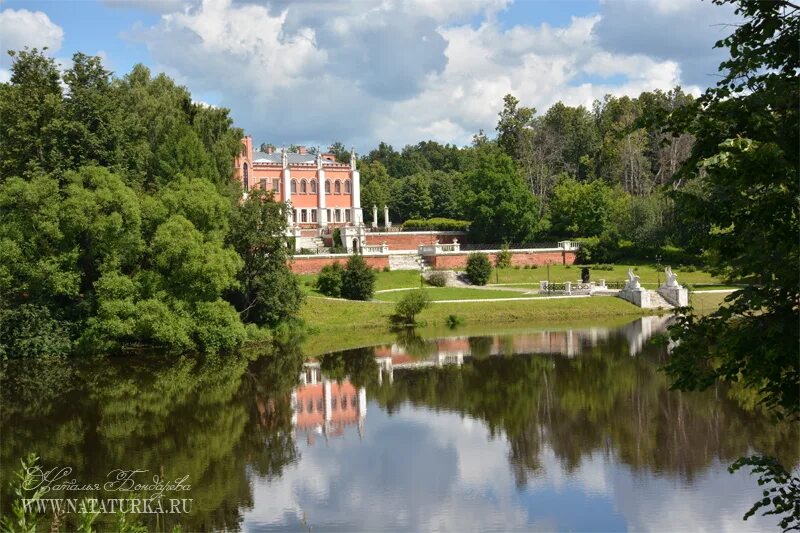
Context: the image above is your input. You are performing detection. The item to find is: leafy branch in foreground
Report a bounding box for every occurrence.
[729,456,800,531]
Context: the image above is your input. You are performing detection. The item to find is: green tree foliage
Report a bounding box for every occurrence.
[392,289,431,325]
[227,188,304,328]
[659,0,799,526]
[465,252,492,285]
[0,49,292,356]
[464,146,543,243]
[496,94,535,158]
[548,177,629,238]
[495,244,512,269]
[392,173,433,221]
[315,262,344,297]
[341,254,376,301]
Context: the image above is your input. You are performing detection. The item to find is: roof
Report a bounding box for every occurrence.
[252,151,347,166]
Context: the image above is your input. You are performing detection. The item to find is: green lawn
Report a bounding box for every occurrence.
[486,264,721,286]
[373,287,540,302]
[300,294,650,354]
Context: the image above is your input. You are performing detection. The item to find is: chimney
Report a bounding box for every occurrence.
[297,146,307,155]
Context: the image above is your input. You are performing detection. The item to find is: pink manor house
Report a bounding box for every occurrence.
[234,136,362,229]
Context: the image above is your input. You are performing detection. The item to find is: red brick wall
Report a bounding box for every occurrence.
[428,250,576,269]
[365,232,466,250]
[290,255,389,274]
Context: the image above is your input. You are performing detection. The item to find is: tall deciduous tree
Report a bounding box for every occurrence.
[662,0,798,526]
[464,145,543,243]
[227,189,304,327]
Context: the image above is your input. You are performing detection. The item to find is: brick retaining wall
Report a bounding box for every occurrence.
[428,249,576,269]
[291,254,389,274]
[365,231,466,250]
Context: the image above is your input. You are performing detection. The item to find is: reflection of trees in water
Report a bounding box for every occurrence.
[0,345,306,531]
[368,337,799,488]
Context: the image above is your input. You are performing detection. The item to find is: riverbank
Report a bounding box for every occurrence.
[300,295,651,354]
[299,289,733,354]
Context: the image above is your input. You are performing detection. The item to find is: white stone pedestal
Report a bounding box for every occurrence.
[618,288,651,308]
[658,286,689,307]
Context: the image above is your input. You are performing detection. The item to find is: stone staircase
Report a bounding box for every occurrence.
[648,290,674,310]
[296,236,325,252]
[389,253,423,270]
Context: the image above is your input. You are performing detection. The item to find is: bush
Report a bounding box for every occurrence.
[465,252,492,285]
[427,271,448,287]
[330,228,345,253]
[496,244,512,269]
[402,218,470,231]
[392,289,431,325]
[575,230,621,264]
[383,266,391,272]
[0,304,72,358]
[316,262,343,297]
[446,314,465,328]
[341,254,376,300]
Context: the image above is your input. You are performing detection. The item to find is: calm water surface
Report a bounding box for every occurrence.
[2,316,797,531]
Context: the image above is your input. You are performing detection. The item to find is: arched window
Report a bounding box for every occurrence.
[345,179,351,194]
[334,180,341,194]
[291,179,297,194]
[300,179,307,193]
[242,163,249,191]
[310,180,317,193]
[325,180,331,194]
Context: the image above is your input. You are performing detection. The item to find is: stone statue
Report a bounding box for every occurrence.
[350,147,357,170]
[664,266,679,288]
[281,147,288,168]
[316,146,322,169]
[625,268,641,290]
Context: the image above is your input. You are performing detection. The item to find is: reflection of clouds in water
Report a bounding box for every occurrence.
[244,377,778,532]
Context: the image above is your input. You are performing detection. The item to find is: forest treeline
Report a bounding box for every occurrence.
[314,87,699,258]
[0,50,303,357]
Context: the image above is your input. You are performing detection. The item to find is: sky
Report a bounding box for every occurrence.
[0,0,738,152]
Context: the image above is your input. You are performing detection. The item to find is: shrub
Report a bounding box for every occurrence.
[465,252,492,285]
[316,262,343,297]
[341,254,376,300]
[0,304,72,358]
[576,230,621,264]
[446,314,465,328]
[402,218,470,231]
[330,228,345,253]
[496,244,512,269]
[392,289,431,325]
[427,271,448,287]
[383,266,391,272]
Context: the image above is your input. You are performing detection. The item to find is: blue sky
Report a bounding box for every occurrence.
[0,0,737,151]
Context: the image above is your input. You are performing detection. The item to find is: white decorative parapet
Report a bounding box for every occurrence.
[362,243,390,254]
[558,240,580,251]
[539,280,549,291]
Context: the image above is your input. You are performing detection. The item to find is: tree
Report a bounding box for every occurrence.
[465,252,492,285]
[496,94,535,158]
[548,177,630,238]
[392,173,433,222]
[661,0,799,526]
[327,141,350,164]
[392,289,430,325]
[315,262,343,297]
[0,48,64,178]
[227,188,303,327]
[341,254,376,301]
[464,145,543,243]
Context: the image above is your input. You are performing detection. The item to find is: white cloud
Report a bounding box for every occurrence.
[130,0,728,150]
[0,8,64,68]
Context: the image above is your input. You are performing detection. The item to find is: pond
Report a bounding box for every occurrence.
[1,316,797,531]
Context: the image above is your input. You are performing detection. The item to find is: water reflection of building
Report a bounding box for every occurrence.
[373,320,671,382]
[292,362,366,445]
[620,315,673,356]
